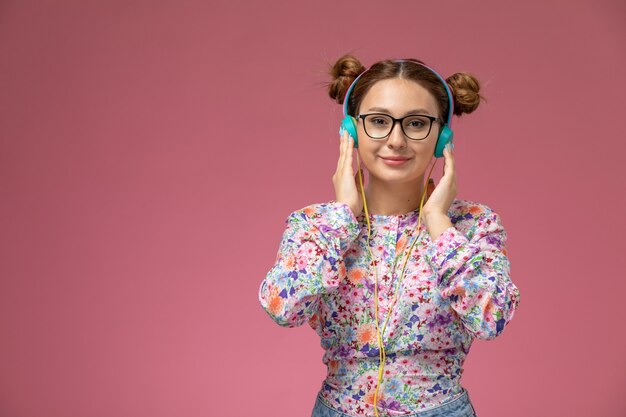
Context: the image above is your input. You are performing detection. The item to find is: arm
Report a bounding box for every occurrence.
[258,202,360,327]
[424,208,521,340]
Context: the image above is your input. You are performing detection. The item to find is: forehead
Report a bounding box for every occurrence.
[359,78,439,116]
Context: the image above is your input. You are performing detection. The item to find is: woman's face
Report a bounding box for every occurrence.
[356,77,440,185]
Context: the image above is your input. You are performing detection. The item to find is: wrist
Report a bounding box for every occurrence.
[349,204,363,218]
[422,211,453,241]
[422,210,447,224]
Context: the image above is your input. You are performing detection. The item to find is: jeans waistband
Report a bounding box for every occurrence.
[313,387,476,417]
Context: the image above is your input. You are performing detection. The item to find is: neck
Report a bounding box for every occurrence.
[365,176,426,216]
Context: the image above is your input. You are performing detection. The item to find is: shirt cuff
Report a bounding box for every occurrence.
[424,226,480,287]
[300,201,361,254]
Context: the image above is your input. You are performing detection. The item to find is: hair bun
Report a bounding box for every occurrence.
[446,72,483,116]
[328,54,366,104]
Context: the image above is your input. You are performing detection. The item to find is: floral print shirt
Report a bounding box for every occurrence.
[258,199,521,416]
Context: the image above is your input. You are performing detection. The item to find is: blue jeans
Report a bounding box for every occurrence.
[310,388,477,417]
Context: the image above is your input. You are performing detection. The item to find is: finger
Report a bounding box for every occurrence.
[336,131,347,173]
[344,132,354,174]
[443,143,455,175]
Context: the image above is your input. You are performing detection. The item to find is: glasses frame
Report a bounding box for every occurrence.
[357,113,444,141]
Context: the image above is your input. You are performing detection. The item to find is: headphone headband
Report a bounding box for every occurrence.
[341,59,454,127]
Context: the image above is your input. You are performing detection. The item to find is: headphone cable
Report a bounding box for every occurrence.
[355,153,439,417]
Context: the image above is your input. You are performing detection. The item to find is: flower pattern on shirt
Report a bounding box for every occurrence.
[259,199,521,416]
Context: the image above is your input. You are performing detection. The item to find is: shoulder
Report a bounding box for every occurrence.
[448,198,505,237]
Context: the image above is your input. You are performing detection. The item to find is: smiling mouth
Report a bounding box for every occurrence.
[379,156,411,166]
[380,157,409,161]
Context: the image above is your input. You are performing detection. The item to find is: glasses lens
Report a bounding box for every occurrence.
[402,116,432,140]
[363,114,393,139]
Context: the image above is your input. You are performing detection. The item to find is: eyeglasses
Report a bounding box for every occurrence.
[357,113,443,141]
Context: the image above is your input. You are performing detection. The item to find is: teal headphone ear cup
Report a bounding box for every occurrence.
[434,125,454,158]
[339,116,358,148]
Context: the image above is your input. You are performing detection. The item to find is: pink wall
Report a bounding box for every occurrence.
[1,0,624,416]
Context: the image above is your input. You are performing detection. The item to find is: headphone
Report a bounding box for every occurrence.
[338,60,454,158]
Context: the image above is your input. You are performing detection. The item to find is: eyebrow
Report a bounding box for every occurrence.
[365,107,436,117]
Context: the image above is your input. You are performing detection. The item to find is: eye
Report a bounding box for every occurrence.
[405,116,429,129]
[407,119,425,128]
[370,117,389,126]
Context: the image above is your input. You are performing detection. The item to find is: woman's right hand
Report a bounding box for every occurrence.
[333,130,364,217]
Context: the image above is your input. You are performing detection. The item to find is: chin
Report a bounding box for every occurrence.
[371,171,422,185]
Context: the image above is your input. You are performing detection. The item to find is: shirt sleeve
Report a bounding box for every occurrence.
[258,201,361,327]
[423,208,521,340]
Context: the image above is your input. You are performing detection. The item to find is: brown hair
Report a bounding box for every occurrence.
[327,54,483,121]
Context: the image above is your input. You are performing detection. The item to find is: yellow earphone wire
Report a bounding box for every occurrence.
[355,152,439,417]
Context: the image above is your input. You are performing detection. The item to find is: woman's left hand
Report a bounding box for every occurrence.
[422,143,457,219]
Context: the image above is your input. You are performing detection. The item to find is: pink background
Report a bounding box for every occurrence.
[1,0,624,416]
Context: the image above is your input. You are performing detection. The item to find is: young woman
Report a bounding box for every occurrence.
[258,54,521,417]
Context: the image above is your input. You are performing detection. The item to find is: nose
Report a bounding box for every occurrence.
[386,120,407,149]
